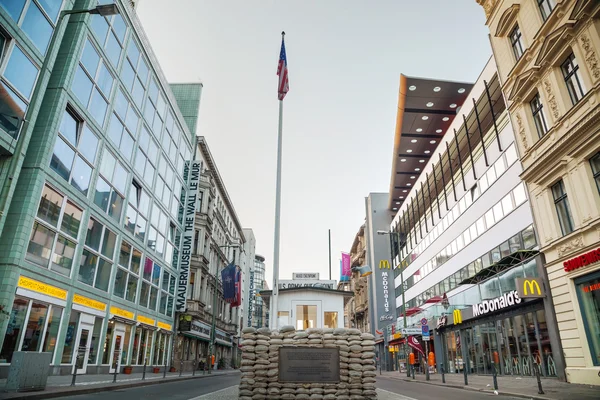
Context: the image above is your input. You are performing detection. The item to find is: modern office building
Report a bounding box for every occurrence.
[0,0,198,376]
[241,228,256,329]
[248,254,267,328]
[476,0,600,385]
[388,59,565,380]
[177,136,245,371]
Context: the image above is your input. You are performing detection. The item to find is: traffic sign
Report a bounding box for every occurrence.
[422,325,430,335]
[400,328,422,335]
[423,332,430,341]
[420,318,428,326]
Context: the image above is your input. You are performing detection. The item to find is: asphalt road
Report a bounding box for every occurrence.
[376,375,521,400]
[50,373,241,400]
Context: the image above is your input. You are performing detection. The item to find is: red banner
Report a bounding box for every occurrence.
[407,336,425,356]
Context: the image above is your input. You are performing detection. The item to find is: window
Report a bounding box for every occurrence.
[590,153,600,196]
[510,25,524,60]
[108,88,139,162]
[94,148,127,222]
[90,2,127,68]
[575,270,600,366]
[26,185,82,277]
[50,110,98,194]
[71,38,114,126]
[134,126,157,187]
[0,296,63,364]
[116,240,142,302]
[530,93,548,138]
[538,0,556,21]
[121,39,149,110]
[295,305,317,330]
[0,0,61,54]
[160,268,175,317]
[78,218,116,292]
[561,53,587,105]
[124,180,149,241]
[324,312,338,329]
[147,202,167,257]
[0,44,40,138]
[140,257,162,311]
[551,180,574,236]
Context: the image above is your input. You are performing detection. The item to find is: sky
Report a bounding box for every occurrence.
[137,0,492,285]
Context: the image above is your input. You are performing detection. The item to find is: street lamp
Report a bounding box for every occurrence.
[377,229,410,377]
[351,265,372,277]
[206,244,241,374]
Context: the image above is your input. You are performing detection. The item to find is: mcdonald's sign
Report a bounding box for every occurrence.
[379,260,390,269]
[515,277,545,298]
[453,309,463,325]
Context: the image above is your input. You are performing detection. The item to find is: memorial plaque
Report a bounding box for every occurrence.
[279,347,340,383]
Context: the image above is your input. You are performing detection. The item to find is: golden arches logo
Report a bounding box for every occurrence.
[523,279,541,296]
[379,260,390,269]
[453,309,462,325]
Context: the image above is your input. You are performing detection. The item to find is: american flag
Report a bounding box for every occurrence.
[277,34,289,100]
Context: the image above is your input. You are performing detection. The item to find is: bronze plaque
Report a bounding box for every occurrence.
[279,347,340,383]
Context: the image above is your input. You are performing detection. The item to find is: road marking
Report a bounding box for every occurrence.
[188,385,238,400]
[377,388,419,400]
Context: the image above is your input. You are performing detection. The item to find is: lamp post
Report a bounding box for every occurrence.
[377,230,410,377]
[207,244,241,374]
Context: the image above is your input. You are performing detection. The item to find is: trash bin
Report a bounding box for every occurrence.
[5,352,52,392]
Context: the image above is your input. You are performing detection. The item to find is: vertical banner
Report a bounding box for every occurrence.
[247,270,255,326]
[176,160,202,311]
[339,260,347,282]
[341,252,351,279]
[222,263,236,303]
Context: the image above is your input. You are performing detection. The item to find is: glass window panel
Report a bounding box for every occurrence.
[90,15,109,42]
[26,222,54,266]
[505,144,518,166]
[60,311,79,363]
[22,2,52,54]
[0,0,26,21]
[162,272,169,291]
[60,201,82,238]
[134,149,146,176]
[5,46,39,99]
[131,248,141,274]
[70,156,92,194]
[152,263,161,285]
[105,32,121,67]
[143,258,153,281]
[136,216,146,241]
[522,225,536,248]
[137,60,149,85]
[125,108,139,134]
[147,140,158,162]
[121,130,134,161]
[100,150,116,179]
[93,178,111,212]
[493,202,504,222]
[112,162,128,194]
[502,194,514,215]
[147,227,157,250]
[127,40,140,65]
[119,241,131,267]
[144,100,155,124]
[78,249,97,285]
[140,282,150,307]
[169,275,175,295]
[112,14,127,43]
[50,138,75,181]
[81,40,100,77]
[78,125,98,163]
[94,259,112,291]
[124,205,136,234]
[37,185,63,227]
[139,126,149,150]
[156,234,164,257]
[96,61,113,96]
[149,287,158,310]
[139,190,150,215]
[85,219,103,250]
[159,292,167,314]
[132,78,144,108]
[101,229,117,259]
[495,157,506,177]
[89,88,107,125]
[513,183,527,206]
[51,235,75,276]
[108,114,123,145]
[21,302,48,352]
[476,217,486,235]
[59,111,77,145]
[126,275,138,302]
[143,161,154,185]
[121,61,135,90]
[108,191,123,220]
[41,305,62,357]
[72,66,93,106]
[114,268,127,298]
[38,0,61,22]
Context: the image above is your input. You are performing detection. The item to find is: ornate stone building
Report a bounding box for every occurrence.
[346,224,369,333]
[476,0,600,384]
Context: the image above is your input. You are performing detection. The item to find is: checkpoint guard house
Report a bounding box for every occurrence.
[259,273,353,330]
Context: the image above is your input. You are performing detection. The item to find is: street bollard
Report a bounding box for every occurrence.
[71,355,79,387]
[379,358,382,375]
[425,361,430,381]
[142,358,147,380]
[441,365,445,384]
[411,364,415,379]
[463,363,468,386]
[179,359,183,377]
[492,363,498,391]
[535,364,545,394]
[163,361,167,379]
[112,363,118,383]
[193,353,198,376]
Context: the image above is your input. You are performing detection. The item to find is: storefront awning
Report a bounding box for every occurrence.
[399,307,423,317]
[460,250,539,285]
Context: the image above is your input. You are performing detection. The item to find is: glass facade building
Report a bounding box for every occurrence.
[250,254,267,328]
[0,0,197,376]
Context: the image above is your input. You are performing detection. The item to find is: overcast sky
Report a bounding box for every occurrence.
[137,0,491,284]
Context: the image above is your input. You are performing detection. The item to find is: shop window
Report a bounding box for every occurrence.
[538,0,556,21]
[590,152,600,196]
[115,240,142,303]
[575,271,600,365]
[60,311,80,364]
[530,93,549,138]
[88,318,103,365]
[510,25,524,61]
[50,110,98,194]
[94,148,127,222]
[26,185,82,277]
[561,53,587,106]
[324,312,338,329]
[551,180,574,236]
[71,38,114,126]
[78,219,116,292]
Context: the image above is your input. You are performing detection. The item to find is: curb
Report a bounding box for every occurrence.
[386,376,554,400]
[0,370,240,400]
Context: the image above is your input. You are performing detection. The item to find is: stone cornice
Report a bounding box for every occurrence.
[477,0,500,22]
[495,4,520,37]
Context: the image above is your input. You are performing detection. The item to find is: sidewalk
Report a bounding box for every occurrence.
[380,370,600,400]
[0,369,239,400]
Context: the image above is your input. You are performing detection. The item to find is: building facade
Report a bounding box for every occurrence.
[388,59,565,380]
[177,136,245,371]
[0,0,196,376]
[241,228,256,330]
[343,224,370,333]
[248,254,267,329]
[476,0,600,384]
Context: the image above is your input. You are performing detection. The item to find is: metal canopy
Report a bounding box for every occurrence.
[459,250,540,285]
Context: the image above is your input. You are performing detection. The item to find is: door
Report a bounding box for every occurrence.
[291,301,321,330]
[109,323,126,373]
[73,321,93,375]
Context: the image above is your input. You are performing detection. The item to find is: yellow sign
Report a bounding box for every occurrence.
[453,309,463,325]
[516,278,545,298]
[524,280,541,295]
[110,306,134,320]
[379,260,390,269]
[73,294,106,312]
[157,321,172,331]
[18,276,67,300]
[393,332,401,340]
[137,315,155,326]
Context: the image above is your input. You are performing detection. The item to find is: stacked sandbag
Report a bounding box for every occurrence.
[360,332,377,399]
[239,327,257,400]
